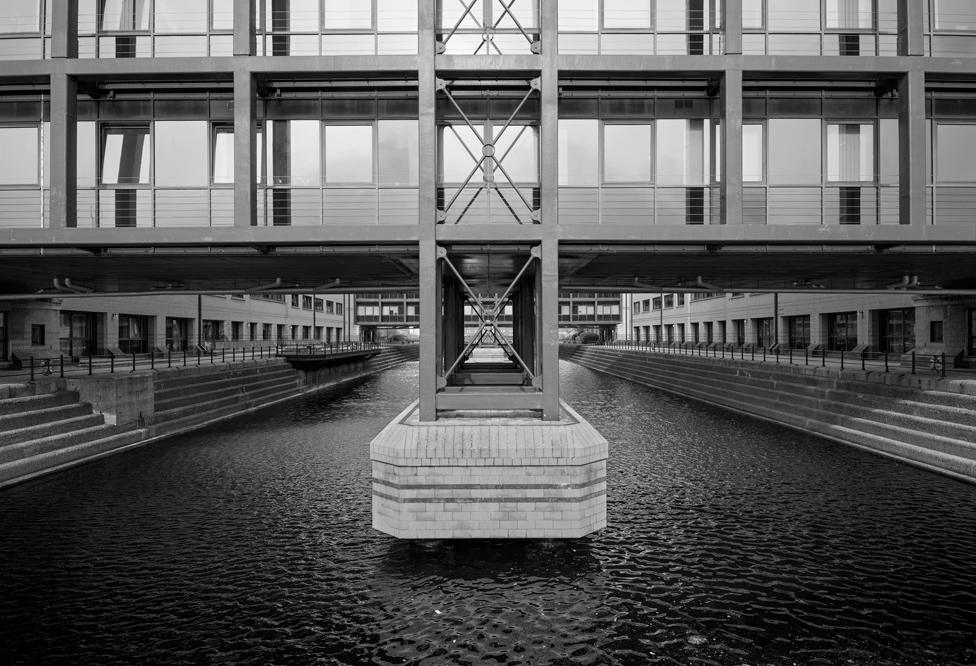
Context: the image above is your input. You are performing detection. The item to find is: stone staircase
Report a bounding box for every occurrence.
[151,360,301,437]
[0,385,145,487]
[561,345,976,483]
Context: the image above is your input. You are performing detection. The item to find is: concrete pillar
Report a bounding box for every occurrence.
[51,0,78,59]
[49,72,77,231]
[721,70,743,225]
[418,0,438,421]
[724,0,742,55]
[234,0,256,56]
[898,70,926,226]
[897,0,925,57]
[234,69,257,228]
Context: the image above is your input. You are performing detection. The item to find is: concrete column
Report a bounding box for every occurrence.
[234,69,257,227]
[897,0,925,57]
[723,0,742,55]
[49,72,77,230]
[51,0,78,59]
[721,69,743,225]
[234,0,256,56]
[899,70,926,226]
[540,0,560,420]
[418,0,438,421]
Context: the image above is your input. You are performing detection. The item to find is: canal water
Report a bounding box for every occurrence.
[2,361,975,665]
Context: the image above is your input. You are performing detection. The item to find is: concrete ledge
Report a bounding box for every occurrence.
[370,400,609,539]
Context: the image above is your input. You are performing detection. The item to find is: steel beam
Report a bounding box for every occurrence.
[234,0,257,57]
[724,0,742,56]
[539,0,559,420]
[721,69,743,226]
[898,0,925,57]
[899,70,926,227]
[50,0,77,60]
[234,69,257,228]
[49,72,77,231]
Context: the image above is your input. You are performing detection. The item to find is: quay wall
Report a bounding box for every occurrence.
[561,345,976,485]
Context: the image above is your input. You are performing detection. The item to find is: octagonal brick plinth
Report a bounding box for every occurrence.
[370,401,608,539]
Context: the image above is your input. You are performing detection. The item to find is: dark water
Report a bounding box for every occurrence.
[2,362,976,666]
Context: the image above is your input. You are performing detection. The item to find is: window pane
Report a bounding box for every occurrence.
[78,122,97,188]
[269,120,321,186]
[767,0,820,31]
[378,119,418,186]
[826,0,873,29]
[213,128,234,184]
[768,119,821,184]
[0,0,40,33]
[325,124,373,183]
[155,0,207,33]
[324,0,371,29]
[656,119,709,186]
[377,0,417,31]
[827,123,874,182]
[212,0,234,30]
[275,0,319,32]
[937,124,976,182]
[441,124,485,182]
[440,0,481,30]
[559,0,598,31]
[495,0,537,30]
[100,0,150,31]
[559,118,598,186]
[604,124,651,183]
[658,0,696,32]
[935,0,976,30]
[102,127,149,185]
[879,118,898,185]
[743,123,763,182]
[603,0,650,30]
[742,0,763,28]
[0,127,38,185]
[494,124,537,183]
[154,121,207,186]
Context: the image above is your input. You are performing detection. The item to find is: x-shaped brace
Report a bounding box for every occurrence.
[439,0,539,55]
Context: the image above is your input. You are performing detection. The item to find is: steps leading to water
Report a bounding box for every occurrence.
[561,345,976,484]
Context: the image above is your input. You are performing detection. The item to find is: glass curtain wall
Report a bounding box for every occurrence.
[558,0,722,55]
[928,93,976,225]
[257,0,417,56]
[0,95,49,229]
[743,0,898,55]
[439,0,538,55]
[558,94,717,225]
[742,91,899,225]
[926,0,976,56]
[0,0,51,60]
[78,0,234,57]
[77,93,235,228]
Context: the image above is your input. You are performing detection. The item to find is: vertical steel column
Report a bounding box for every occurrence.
[418,0,439,421]
[234,68,257,228]
[49,72,77,231]
[723,0,742,56]
[51,0,78,59]
[897,0,924,57]
[721,69,743,225]
[899,70,926,226]
[234,0,257,56]
[539,0,560,420]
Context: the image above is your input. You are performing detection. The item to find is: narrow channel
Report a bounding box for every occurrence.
[1,361,974,665]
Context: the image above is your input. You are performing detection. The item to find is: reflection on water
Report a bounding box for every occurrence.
[1,361,975,665]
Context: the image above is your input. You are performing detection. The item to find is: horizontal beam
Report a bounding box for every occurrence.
[436,391,544,411]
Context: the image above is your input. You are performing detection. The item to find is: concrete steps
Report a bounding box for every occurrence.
[562,346,976,482]
[0,388,147,487]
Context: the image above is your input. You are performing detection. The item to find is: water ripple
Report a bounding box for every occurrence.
[1,362,975,665]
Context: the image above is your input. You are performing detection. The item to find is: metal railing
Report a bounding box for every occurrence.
[275,341,380,356]
[595,339,950,379]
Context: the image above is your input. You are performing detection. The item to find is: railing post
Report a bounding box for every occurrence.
[911,351,916,375]
[168,349,172,368]
[197,349,201,366]
[30,356,35,380]
[788,347,793,365]
[222,348,226,363]
[60,355,64,378]
[861,351,865,371]
[762,347,766,362]
[88,353,93,375]
[941,352,947,378]
[884,351,889,372]
[110,353,115,374]
[804,348,808,366]
[132,352,136,373]
[151,351,155,370]
[211,349,215,364]
[840,349,845,370]
[775,348,779,364]
[821,349,826,368]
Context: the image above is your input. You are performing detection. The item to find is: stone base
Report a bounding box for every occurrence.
[370,401,608,539]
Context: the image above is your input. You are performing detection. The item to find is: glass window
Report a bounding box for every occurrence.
[559,0,598,31]
[270,0,319,32]
[494,124,537,183]
[378,120,418,186]
[101,126,150,185]
[604,124,651,183]
[0,127,38,185]
[827,123,874,182]
[936,124,976,182]
[558,118,598,186]
[154,0,207,33]
[768,119,821,185]
[879,118,898,185]
[495,0,536,30]
[935,0,976,31]
[212,0,234,30]
[324,0,371,29]
[155,121,208,186]
[441,124,485,182]
[213,127,234,184]
[743,123,764,182]
[656,119,709,186]
[268,120,321,186]
[767,0,820,31]
[78,122,97,188]
[440,0,482,30]
[377,0,417,31]
[826,0,873,30]
[100,0,150,31]
[657,0,700,32]
[742,0,764,28]
[325,124,373,183]
[0,0,40,33]
[603,0,650,30]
